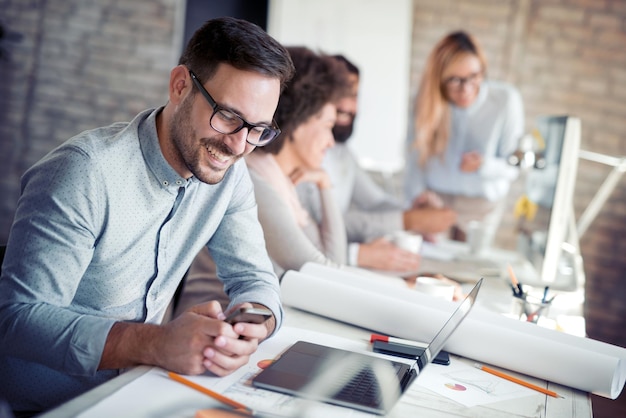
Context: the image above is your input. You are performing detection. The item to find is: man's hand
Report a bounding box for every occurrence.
[357,237,421,272]
[403,207,457,235]
[99,301,274,378]
[197,302,273,377]
[411,190,444,209]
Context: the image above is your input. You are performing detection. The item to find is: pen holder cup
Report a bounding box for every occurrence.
[511,294,551,323]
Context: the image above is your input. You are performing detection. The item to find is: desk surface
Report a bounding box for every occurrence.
[283,307,591,418]
[36,243,591,418]
[39,273,592,418]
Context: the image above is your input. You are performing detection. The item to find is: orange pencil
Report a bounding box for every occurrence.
[168,371,254,414]
[474,363,563,398]
[507,264,524,296]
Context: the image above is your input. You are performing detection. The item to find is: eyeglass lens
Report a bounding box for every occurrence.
[445,72,482,89]
[210,110,277,145]
[189,70,279,146]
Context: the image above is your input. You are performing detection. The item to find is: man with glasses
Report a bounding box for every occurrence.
[0,17,294,415]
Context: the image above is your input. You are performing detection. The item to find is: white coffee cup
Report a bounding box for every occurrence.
[389,230,423,254]
[414,276,455,301]
[466,220,485,255]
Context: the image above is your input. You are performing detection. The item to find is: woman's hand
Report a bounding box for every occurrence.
[289,167,332,190]
[460,151,483,172]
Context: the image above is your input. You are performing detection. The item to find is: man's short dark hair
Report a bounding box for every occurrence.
[179,17,294,91]
[332,54,359,77]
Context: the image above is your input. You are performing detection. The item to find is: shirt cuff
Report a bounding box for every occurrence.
[348,243,360,266]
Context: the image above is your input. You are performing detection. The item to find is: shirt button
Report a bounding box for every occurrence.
[162,181,169,186]
[176,180,183,185]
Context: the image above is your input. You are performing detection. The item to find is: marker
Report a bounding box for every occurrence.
[372,340,424,359]
[542,286,550,303]
[370,333,428,348]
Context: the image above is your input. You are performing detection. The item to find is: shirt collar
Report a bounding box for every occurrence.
[138,107,197,192]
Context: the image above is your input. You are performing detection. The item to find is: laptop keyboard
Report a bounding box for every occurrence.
[332,363,404,408]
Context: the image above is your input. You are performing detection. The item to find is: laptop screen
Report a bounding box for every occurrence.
[252,278,483,415]
[420,277,482,367]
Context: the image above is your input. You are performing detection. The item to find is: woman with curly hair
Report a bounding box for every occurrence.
[246,46,351,276]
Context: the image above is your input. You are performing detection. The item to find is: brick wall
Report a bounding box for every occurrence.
[0,0,178,238]
[410,0,626,414]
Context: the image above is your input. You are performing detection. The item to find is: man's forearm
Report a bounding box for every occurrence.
[99,322,161,370]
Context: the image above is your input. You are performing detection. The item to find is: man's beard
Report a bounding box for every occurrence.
[332,121,354,144]
[169,95,243,184]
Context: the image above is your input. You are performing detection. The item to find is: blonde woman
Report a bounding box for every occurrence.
[404,31,524,247]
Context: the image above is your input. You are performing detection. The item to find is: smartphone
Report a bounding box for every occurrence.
[225,307,272,325]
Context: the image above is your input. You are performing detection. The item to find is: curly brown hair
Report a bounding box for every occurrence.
[257,46,351,155]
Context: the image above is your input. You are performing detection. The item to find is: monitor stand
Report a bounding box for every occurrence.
[547,207,585,291]
[510,206,584,291]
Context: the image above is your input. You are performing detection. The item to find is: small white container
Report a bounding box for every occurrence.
[414,276,455,301]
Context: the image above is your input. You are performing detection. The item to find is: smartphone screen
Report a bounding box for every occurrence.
[225,307,272,325]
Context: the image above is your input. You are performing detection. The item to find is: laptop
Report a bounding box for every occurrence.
[252,278,483,415]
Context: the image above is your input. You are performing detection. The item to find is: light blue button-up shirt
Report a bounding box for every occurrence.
[0,108,281,412]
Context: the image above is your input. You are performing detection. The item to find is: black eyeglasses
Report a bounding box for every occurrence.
[189,70,281,146]
[443,72,483,90]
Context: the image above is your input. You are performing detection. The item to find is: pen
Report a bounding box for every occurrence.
[370,333,428,348]
[542,286,550,303]
[474,363,563,398]
[507,264,524,296]
[168,371,254,414]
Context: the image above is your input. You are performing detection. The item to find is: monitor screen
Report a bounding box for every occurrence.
[514,116,581,287]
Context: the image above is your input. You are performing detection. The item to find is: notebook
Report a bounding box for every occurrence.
[252,278,483,415]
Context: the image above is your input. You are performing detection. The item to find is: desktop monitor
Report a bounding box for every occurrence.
[515,115,581,287]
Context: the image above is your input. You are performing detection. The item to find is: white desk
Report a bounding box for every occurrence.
[38,274,592,418]
[36,241,593,417]
[283,307,591,417]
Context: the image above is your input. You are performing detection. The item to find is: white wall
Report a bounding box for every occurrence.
[268,0,413,173]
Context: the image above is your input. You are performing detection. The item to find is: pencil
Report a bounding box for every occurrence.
[168,371,254,414]
[474,363,563,398]
[507,264,524,296]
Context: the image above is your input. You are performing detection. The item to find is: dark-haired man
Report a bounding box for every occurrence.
[301,55,456,272]
[0,17,294,414]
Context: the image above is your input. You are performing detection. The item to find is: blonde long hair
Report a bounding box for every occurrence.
[413,31,487,165]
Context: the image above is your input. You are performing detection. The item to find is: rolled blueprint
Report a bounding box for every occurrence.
[281,263,626,399]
